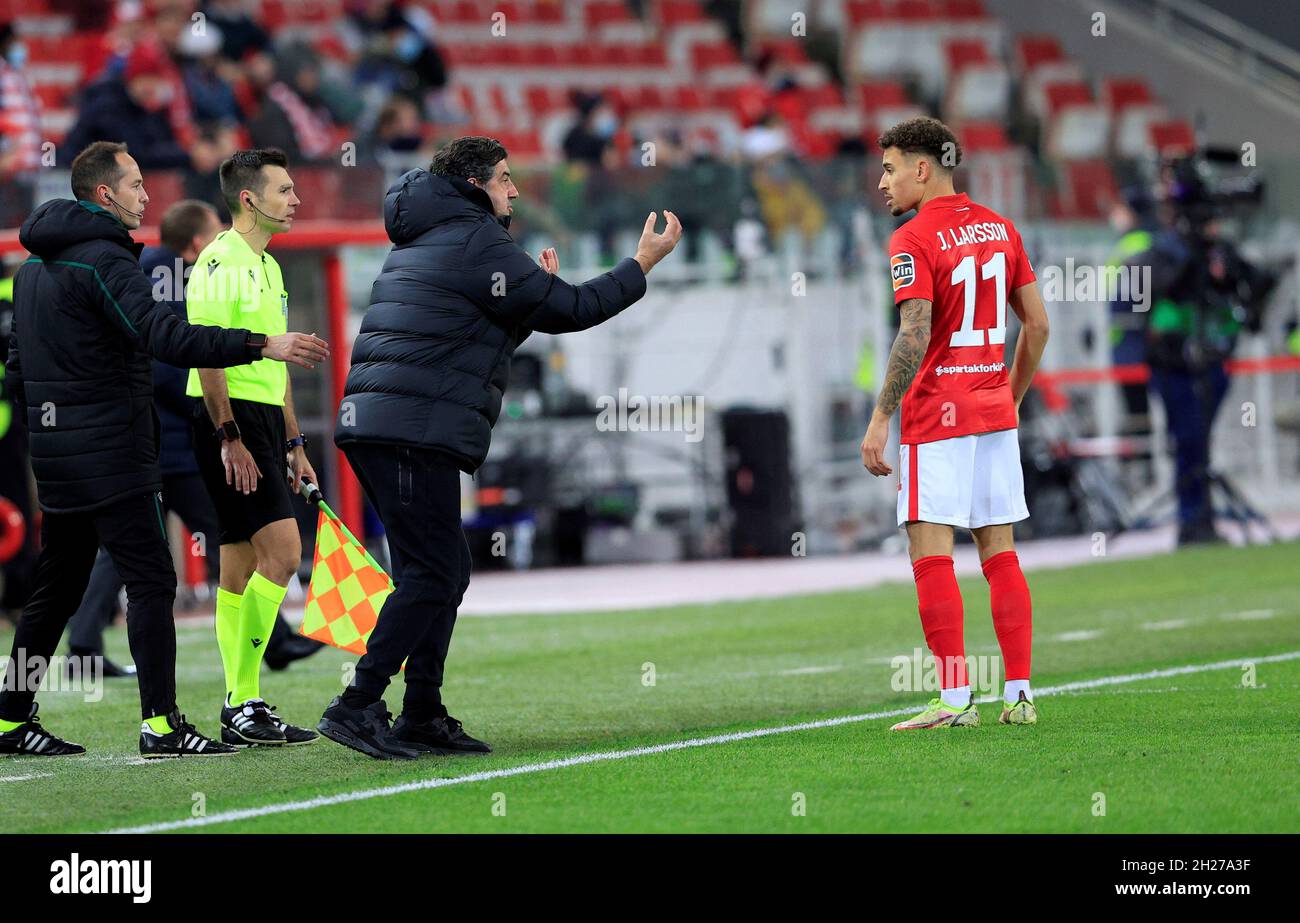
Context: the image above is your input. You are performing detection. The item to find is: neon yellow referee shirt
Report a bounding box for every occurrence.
[185,229,288,406]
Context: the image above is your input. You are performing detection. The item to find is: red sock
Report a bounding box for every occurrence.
[912,555,967,689]
[983,550,1032,681]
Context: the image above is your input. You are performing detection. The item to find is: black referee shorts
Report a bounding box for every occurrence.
[191,398,294,545]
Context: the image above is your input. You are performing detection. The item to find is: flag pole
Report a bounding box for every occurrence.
[291,469,390,580]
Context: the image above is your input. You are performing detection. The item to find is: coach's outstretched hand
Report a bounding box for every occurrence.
[535,247,559,274]
[263,332,331,369]
[634,211,683,275]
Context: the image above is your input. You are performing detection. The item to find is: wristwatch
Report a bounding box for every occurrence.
[286,434,307,452]
[215,420,241,442]
[244,332,269,360]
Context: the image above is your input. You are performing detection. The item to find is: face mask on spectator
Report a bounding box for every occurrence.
[387,134,423,152]
[593,110,618,139]
[395,30,423,62]
[5,41,27,69]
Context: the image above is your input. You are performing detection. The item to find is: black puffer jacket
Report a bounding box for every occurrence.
[6,200,257,513]
[336,169,647,471]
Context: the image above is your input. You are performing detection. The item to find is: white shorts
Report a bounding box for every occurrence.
[897,429,1029,529]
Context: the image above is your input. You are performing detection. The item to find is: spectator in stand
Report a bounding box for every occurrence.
[561,93,626,261]
[203,0,272,63]
[740,111,792,163]
[339,0,451,119]
[562,92,618,168]
[369,93,430,178]
[62,40,192,170]
[245,51,337,164]
[0,22,42,229]
[184,122,241,217]
[151,0,201,152]
[653,128,746,263]
[178,23,243,126]
[749,156,827,250]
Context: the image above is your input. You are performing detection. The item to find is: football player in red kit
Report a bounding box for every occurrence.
[861,118,1051,729]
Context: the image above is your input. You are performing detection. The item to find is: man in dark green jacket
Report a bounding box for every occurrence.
[0,141,328,758]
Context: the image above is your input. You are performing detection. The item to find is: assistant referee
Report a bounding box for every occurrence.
[187,148,322,748]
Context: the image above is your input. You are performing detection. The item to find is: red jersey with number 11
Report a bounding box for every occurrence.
[888,192,1035,444]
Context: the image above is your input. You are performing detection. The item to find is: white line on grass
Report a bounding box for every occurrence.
[1047,629,1103,642]
[0,772,52,782]
[100,650,1300,834]
[1222,609,1276,621]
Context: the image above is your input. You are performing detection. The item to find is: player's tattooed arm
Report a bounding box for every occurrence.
[875,298,932,417]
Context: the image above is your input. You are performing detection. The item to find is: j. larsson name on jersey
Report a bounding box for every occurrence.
[49,854,152,904]
[935,221,1011,251]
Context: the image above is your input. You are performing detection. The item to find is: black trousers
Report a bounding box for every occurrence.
[66,472,219,653]
[343,442,471,715]
[0,491,179,721]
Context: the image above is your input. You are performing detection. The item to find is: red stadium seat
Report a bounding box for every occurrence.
[444,1,481,24]
[945,39,991,72]
[1102,77,1154,111]
[585,1,632,29]
[936,0,987,19]
[1015,35,1065,74]
[956,120,1010,152]
[1057,159,1119,220]
[857,80,911,110]
[757,39,809,66]
[845,1,890,26]
[1044,81,1093,114]
[691,42,741,71]
[659,0,707,25]
[670,86,707,111]
[1149,120,1196,156]
[531,1,566,24]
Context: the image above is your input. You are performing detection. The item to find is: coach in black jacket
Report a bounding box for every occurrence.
[319,136,681,760]
[0,142,328,757]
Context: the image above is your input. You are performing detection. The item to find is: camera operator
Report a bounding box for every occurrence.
[1139,155,1275,546]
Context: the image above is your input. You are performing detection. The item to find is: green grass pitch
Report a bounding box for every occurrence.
[2,540,1298,833]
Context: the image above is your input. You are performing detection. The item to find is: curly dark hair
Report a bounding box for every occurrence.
[428,136,509,183]
[878,117,962,171]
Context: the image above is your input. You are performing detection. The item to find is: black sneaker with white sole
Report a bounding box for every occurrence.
[140,710,239,758]
[220,697,287,747]
[0,704,86,757]
[264,702,318,745]
[393,714,492,755]
[318,696,419,760]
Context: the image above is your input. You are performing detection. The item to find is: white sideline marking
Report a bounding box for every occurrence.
[1048,629,1102,642]
[0,772,52,782]
[97,650,1300,834]
[1142,619,1191,631]
[779,665,843,675]
[1222,609,1276,621]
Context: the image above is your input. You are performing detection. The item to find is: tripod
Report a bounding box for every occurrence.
[1127,360,1277,543]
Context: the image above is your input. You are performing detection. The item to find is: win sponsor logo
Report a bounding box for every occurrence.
[49,854,152,904]
[890,252,915,291]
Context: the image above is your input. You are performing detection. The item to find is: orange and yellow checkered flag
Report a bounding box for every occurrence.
[300,509,391,653]
[296,482,393,655]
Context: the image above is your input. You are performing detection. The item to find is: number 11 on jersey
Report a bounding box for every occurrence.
[949,252,1006,348]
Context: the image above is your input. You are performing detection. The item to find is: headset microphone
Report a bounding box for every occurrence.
[105,194,144,220]
[246,197,291,224]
